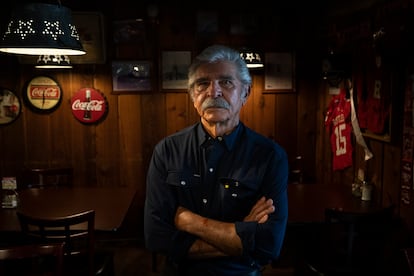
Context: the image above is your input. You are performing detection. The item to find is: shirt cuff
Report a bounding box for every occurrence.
[235,221,257,257]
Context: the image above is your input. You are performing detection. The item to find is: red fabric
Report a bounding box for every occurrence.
[356,55,391,134]
[325,90,353,171]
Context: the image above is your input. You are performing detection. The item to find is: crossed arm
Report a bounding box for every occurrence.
[174,196,275,259]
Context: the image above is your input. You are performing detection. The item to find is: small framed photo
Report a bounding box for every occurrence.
[264,52,295,93]
[113,19,146,44]
[161,51,191,92]
[111,60,153,94]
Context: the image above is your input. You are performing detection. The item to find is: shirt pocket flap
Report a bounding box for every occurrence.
[166,171,200,188]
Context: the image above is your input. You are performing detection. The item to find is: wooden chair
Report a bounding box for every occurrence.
[19,167,74,189]
[0,242,65,276]
[301,204,395,275]
[16,210,112,276]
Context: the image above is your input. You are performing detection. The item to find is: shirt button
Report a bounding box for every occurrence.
[217,136,223,141]
[209,168,214,172]
[180,181,186,185]
[202,198,207,204]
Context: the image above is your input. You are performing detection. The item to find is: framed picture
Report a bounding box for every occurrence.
[111,61,153,94]
[161,51,191,92]
[264,52,295,93]
[70,12,106,64]
[113,19,146,44]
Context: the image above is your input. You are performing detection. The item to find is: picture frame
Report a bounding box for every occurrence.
[264,52,296,93]
[70,12,106,64]
[161,51,191,92]
[113,19,146,44]
[111,61,153,94]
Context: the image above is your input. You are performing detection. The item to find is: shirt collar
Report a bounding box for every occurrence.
[196,123,242,151]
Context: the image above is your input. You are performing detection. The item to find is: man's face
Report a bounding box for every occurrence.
[191,61,248,125]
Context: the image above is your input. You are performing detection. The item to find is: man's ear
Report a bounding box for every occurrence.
[242,86,251,104]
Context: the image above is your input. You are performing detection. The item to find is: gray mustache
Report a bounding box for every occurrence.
[201,98,230,111]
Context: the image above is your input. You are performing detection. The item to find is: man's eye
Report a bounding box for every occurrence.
[219,79,233,88]
[195,81,210,91]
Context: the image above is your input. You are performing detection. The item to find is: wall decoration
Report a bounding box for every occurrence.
[70,12,106,64]
[264,52,295,93]
[0,89,21,126]
[71,87,108,124]
[358,54,393,142]
[113,19,146,44]
[23,76,62,113]
[111,61,153,93]
[161,51,191,91]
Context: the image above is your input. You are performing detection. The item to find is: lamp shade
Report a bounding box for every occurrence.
[35,55,72,69]
[240,49,264,69]
[0,3,86,56]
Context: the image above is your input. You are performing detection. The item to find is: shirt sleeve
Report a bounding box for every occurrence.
[144,141,197,264]
[235,145,289,266]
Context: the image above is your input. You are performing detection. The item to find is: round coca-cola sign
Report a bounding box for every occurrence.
[23,75,62,113]
[71,88,108,124]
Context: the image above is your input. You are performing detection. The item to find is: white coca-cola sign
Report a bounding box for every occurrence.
[71,88,108,124]
[24,76,62,112]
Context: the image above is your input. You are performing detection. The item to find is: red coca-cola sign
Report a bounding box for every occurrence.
[71,88,108,124]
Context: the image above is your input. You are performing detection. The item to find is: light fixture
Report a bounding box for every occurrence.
[35,55,72,69]
[239,48,264,69]
[0,2,86,56]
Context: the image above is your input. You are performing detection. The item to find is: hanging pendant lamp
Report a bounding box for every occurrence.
[0,2,86,56]
[239,48,264,69]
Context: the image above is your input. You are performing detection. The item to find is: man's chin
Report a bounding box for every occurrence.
[203,114,229,124]
[203,108,228,117]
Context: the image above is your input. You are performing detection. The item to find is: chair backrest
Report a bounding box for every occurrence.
[323,204,395,272]
[17,210,95,276]
[0,242,64,276]
[20,167,74,189]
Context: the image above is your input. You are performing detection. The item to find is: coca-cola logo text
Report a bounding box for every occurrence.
[71,99,104,111]
[30,86,60,99]
[71,87,108,124]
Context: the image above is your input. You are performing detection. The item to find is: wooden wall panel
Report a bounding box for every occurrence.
[0,0,411,242]
[165,93,189,136]
[249,75,276,141]
[118,94,142,189]
[275,94,298,163]
[382,143,402,207]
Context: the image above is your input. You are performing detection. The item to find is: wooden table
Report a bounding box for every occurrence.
[288,183,383,224]
[0,187,137,232]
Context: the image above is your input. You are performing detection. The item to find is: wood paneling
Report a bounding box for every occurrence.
[0,0,413,242]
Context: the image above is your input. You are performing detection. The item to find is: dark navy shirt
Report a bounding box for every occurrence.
[144,122,288,275]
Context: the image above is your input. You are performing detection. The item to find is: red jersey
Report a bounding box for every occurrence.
[356,54,391,134]
[325,91,353,171]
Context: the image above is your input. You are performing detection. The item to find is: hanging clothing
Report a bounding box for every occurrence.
[324,90,353,171]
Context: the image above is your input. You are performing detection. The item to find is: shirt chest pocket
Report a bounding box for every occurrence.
[219,177,257,218]
[166,171,203,205]
[219,177,256,199]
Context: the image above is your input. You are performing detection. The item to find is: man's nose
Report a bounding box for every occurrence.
[207,81,222,98]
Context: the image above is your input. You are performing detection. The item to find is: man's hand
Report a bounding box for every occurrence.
[244,196,275,223]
